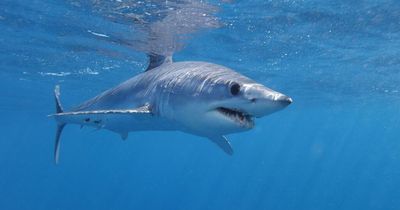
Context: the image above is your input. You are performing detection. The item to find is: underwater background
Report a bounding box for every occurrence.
[1,0,400,209]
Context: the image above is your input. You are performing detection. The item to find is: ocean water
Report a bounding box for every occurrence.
[1,0,400,209]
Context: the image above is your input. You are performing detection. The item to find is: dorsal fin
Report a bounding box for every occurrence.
[145,54,173,71]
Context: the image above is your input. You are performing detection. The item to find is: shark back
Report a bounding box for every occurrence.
[73,61,252,112]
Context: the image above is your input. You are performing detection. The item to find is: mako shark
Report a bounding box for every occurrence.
[51,54,292,163]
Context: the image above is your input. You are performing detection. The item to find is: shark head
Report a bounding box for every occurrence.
[159,62,292,137]
[211,82,292,126]
[197,80,292,135]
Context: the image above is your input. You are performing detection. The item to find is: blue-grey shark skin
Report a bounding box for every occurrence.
[52,60,292,163]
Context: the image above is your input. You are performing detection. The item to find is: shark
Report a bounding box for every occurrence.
[50,54,292,164]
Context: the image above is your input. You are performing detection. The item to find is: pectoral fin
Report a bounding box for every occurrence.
[208,136,234,155]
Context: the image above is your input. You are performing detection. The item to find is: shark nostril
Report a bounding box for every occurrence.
[250,98,257,103]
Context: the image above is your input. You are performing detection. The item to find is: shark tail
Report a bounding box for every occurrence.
[53,85,66,164]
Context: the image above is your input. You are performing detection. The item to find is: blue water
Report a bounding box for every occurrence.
[1,0,400,209]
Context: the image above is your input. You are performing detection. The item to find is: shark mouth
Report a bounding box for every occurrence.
[217,107,254,128]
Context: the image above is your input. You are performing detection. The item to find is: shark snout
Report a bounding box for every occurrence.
[275,94,292,106]
[242,84,292,117]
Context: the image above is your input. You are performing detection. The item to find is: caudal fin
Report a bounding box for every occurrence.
[53,85,66,164]
[54,124,65,164]
[54,85,63,113]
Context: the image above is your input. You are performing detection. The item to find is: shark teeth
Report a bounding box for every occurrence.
[217,107,254,128]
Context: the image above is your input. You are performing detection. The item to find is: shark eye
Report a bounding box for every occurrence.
[230,83,241,96]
